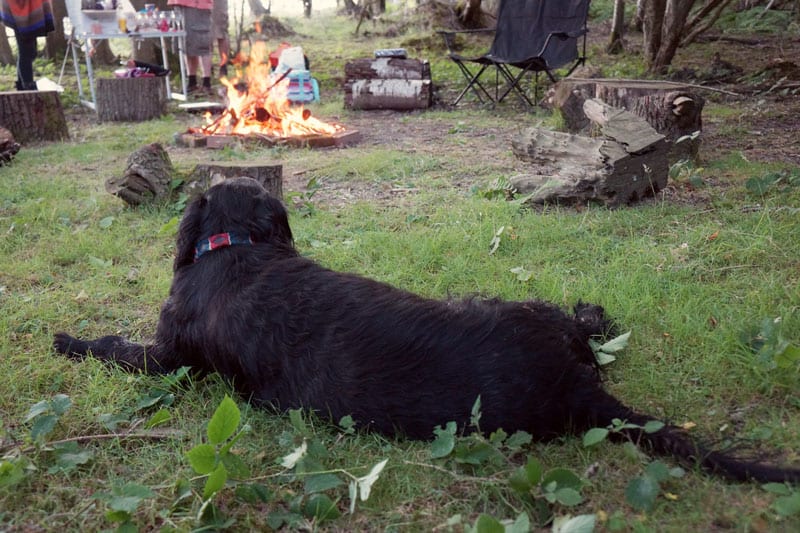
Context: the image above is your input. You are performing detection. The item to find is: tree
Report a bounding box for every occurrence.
[640,0,740,73]
[0,23,14,66]
[607,0,626,54]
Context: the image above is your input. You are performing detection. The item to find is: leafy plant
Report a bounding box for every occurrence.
[745,169,800,196]
[25,393,72,443]
[93,482,155,530]
[185,394,251,500]
[287,176,322,217]
[582,420,683,512]
[742,317,800,373]
[669,158,705,188]
[589,331,631,366]
[762,483,800,517]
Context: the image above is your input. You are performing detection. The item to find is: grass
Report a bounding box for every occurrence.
[3,6,800,532]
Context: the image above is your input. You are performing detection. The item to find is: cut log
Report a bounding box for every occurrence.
[184,163,283,199]
[550,78,704,159]
[96,77,167,122]
[1,127,20,165]
[0,90,69,143]
[105,143,175,206]
[510,99,670,207]
[344,79,433,110]
[344,57,432,110]
[344,58,431,80]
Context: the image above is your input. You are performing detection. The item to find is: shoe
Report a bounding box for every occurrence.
[219,64,228,77]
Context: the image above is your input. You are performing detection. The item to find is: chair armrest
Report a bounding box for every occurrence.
[538,27,589,56]
[436,28,495,53]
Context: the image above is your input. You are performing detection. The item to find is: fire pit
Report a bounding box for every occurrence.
[176,42,360,149]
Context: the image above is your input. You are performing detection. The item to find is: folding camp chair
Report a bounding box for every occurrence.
[438,0,590,107]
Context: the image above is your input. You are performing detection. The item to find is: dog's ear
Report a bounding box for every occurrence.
[173,195,205,271]
[251,193,293,246]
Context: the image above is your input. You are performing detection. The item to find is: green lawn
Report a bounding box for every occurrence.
[2,7,800,533]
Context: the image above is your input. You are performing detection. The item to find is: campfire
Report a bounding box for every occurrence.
[181,42,358,149]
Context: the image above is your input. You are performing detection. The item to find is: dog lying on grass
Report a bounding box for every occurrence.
[54,177,799,483]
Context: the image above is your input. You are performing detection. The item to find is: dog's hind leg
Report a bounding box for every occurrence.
[53,333,180,374]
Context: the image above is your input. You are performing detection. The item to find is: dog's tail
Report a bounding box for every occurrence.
[581,388,800,483]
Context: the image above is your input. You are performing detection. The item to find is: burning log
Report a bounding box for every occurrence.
[189,42,344,141]
[510,99,671,207]
[0,90,69,143]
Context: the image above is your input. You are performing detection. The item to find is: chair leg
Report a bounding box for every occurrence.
[452,62,493,106]
[496,65,536,108]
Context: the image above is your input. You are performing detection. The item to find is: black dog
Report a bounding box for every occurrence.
[54,177,799,483]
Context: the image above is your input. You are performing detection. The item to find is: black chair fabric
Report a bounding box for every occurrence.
[441,0,590,106]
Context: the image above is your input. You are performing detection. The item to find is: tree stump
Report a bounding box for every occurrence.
[550,78,704,159]
[105,143,175,206]
[344,58,432,110]
[510,99,670,207]
[184,163,283,199]
[1,127,20,165]
[0,90,69,143]
[96,77,167,122]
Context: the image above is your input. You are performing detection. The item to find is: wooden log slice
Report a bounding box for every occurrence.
[0,90,69,143]
[184,163,283,199]
[96,77,167,122]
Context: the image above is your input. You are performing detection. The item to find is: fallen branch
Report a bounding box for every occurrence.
[0,429,185,454]
[567,77,741,97]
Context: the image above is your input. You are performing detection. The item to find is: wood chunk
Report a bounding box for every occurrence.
[0,90,69,143]
[511,99,670,207]
[550,78,704,159]
[0,126,20,165]
[96,77,167,122]
[105,143,174,206]
[185,163,283,199]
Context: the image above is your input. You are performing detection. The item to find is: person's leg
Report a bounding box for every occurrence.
[217,37,229,76]
[15,33,39,90]
[186,55,199,91]
[200,54,213,92]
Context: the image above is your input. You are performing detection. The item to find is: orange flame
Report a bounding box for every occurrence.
[192,42,343,138]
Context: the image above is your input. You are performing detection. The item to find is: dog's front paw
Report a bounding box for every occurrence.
[53,333,89,360]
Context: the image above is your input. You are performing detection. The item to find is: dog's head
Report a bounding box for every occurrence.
[174,177,293,270]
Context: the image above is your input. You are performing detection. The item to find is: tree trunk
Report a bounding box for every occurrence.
[0,23,14,66]
[44,0,67,61]
[303,0,312,18]
[643,0,667,65]
[607,0,626,54]
[650,0,695,73]
[458,0,484,26]
[633,0,645,31]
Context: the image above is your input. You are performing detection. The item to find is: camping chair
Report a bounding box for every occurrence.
[438,0,590,107]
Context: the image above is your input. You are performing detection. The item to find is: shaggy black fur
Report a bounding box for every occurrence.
[54,177,799,483]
